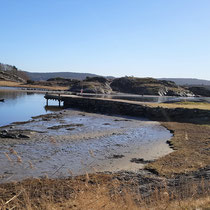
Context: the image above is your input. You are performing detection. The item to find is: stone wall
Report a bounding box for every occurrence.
[63,97,145,116]
[62,96,210,123]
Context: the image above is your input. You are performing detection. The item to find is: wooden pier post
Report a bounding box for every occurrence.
[58,93,61,107]
[45,92,49,106]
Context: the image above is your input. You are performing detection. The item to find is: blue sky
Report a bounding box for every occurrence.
[0,0,210,79]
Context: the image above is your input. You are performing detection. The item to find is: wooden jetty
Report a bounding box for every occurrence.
[45,93,62,107]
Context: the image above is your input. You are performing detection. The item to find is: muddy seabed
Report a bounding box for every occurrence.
[0,110,172,183]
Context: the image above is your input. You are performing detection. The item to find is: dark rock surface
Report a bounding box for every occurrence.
[69,77,112,94]
[130,158,153,164]
[47,123,84,130]
[188,86,210,97]
[0,130,30,139]
[108,154,125,159]
[110,77,194,96]
[26,77,79,88]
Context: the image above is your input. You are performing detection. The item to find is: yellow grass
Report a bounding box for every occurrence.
[0,81,68,91]
[0,81,21,87]
[0,174,209,210]
[147,101,210,110]
[146,122,210,177]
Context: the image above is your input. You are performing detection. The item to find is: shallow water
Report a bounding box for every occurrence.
[0,111,172,183]
[0,88,61,126]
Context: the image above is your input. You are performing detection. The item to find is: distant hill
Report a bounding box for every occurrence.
[159,78,210,86]
[0,62,114,82]
[26,72,103,81]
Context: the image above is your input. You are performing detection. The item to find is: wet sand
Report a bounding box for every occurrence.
[0,110,172,183]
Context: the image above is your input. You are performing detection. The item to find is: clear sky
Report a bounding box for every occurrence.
[0,0,210,79]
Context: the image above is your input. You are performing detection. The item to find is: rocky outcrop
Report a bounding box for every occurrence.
[0,63,28,83]
[188,86,210,97]
[110,77,194,96]
[69,77,112,94]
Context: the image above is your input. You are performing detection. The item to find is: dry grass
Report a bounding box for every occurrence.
[1,147,209,210]
[0,81,21,87]
[0,81,68,90]
[146,122,210,177]
[0,174,209,210]
[147,101,210,110]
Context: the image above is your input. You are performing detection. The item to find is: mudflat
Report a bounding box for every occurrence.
[0,110,172,183]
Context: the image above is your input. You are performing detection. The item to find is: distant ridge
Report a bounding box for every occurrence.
[159,78,210,86]
[26,72,101,81]
[1,62,114,81]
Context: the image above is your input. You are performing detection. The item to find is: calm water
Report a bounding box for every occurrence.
[0,88,60,126]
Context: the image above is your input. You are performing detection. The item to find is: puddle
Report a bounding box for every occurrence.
[0,110,172,183]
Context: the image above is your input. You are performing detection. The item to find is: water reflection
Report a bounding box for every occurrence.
[0,88,60,126]
[0,89,25,100]
[44,105,63,112]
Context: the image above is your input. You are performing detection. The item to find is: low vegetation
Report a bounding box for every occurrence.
[146,122,210,176]
[148,101,210,110]
[0,171,209,209]
[0,81,69,91]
